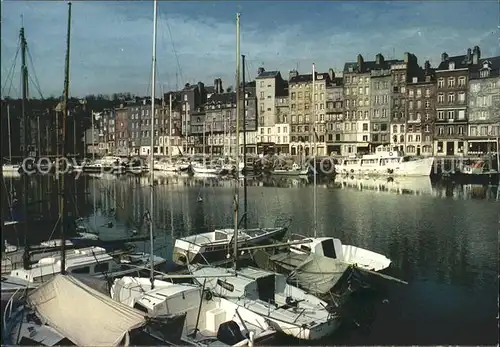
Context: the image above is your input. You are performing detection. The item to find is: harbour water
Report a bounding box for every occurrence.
[2,173,498,345]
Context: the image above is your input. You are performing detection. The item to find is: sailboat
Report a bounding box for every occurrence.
[173,48,289,265]
[284,64,391,273]
[154,94,180,173]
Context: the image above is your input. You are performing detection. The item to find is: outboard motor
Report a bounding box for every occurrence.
[216,321,245,345]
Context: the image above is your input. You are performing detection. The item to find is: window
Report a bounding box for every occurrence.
[458,92,466,103]
[416,89,422,98]
[362,135,368,142]
[448,93,455,103]
[458,110,465,120]
[409,89,414,97]
[94,262,110,273]
[447,110,454,120]
[425,100,431,109]
[437,141,443,152]
[363,123,368,131]
[438,127,444,135]
[447,77,455,88]
[425,89,431,97]
[72,266,90,274]
[438,93,444,103]
[458,77,466,87]
[458,126,464,135]
[438,111,445,120]
[424,124,430,132]
[447,127,454,135]
[437,78,444,88]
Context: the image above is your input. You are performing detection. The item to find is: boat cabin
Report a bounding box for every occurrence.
[133,284,201,316]
[9,247,119,283]
[293,237,344,260]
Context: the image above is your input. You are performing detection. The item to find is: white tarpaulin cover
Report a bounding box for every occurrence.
[27,274,147,346]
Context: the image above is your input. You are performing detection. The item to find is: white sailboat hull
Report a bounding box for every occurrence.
[192,166,222,175]
[337,157,434,177]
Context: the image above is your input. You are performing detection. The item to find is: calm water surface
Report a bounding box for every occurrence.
[4,174,498,345]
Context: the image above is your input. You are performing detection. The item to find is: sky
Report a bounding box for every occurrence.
[1,1,499,98]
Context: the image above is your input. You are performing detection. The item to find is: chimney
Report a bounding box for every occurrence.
[375,53,384,65]
[218,79,223,94]
[441,52,449,62]
[466,48,472,64]
[257,67,265,76]
[328,68,334,81]
[472,46,480,65]
[289,69,298,80]
[424,60,430,71]
[214,79,219,93]
[357,54,364,71]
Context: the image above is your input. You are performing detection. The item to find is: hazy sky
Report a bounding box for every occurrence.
[1,1,498,98]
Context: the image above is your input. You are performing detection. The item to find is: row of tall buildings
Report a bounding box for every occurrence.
[2,45,499,159]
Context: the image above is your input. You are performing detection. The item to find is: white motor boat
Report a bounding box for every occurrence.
[192,162,224,175]
[172,226,288,265]
[111,276,276,346]
[189,265,341,340]
[288,234,391,272]
[1,246,166,302]
[153,160,179,172]
[336,145,435,177]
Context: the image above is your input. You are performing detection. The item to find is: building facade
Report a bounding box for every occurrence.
[405,62,436,156]
[467,54,500,154]
[325,71,344,155]
[433,52,470,156]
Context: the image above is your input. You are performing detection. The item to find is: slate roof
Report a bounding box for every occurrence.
[343,59,403,73]
[255,71,280,79]
[436,55,469,70]
[207,92,236,104]
[470,56,500,79]
[289,73,330,84]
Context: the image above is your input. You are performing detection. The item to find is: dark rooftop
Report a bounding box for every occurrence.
[343,59,403,74]
[289,72,331,84]
[255,71,280,79]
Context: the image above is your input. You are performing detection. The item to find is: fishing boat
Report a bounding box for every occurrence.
[172,225,289,265]
[2,274,184,346]
[1,246,166,302]
[189,265,341,340]
[111,276,276,346]
[336,145,435,176]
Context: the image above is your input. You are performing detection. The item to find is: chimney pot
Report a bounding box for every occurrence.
[441,52,449,62]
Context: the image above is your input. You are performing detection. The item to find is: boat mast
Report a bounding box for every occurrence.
[312,63,317,238]
[60,2,72,273]
[203,121,206,163]
[149,0,158,289]
[7,104,12,163]
[233,12,241,270]
[242,54,248,229]
[19,23,30,256]
[169,93,172,159]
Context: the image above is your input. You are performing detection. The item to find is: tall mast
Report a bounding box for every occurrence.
[241,54,248,229]
[7,104,12,162]
[60,2,72,273]
[149,0,158,289]
[20,25,29,254]
[312,63,317,238]
[233,13,241,270]
[169,93,172,159]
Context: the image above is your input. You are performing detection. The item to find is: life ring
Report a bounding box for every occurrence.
[388,152,394,156]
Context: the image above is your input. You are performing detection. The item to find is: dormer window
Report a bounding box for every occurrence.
[449,62,455,70]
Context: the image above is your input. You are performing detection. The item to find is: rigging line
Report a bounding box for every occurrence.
[28,74,44,101]
[26,46,44,99]
[160,10,184,84]
[1,41,20,95]
[1,49,20,97]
